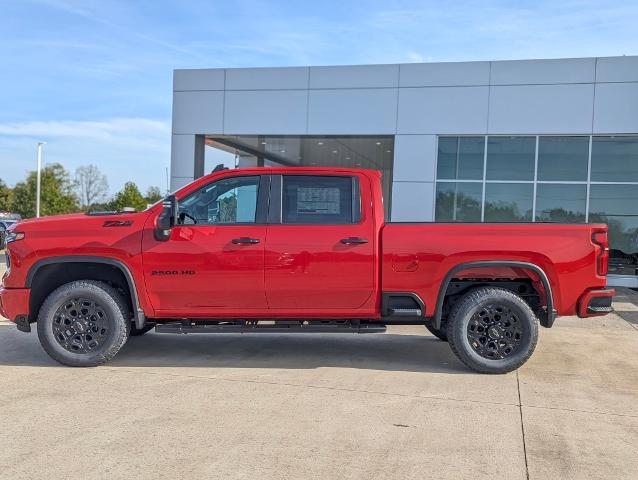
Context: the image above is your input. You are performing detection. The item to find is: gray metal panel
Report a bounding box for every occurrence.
[225,67,309,90]
[596,56,638,83]
[307,88,398,134]
[399,61,490,87]
[309,64,399,89]
[172,91,224,134]
[397,86,489,134]
[170,135,197,177]
[488,84,594,134]
[593,82,638,133]
[490,58,596,85]
[390,182,434,222]
[173,69,225,91]
[393,135,437,182]
[224,90,308,134]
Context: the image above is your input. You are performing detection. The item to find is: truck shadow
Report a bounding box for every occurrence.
[0,325,469,374]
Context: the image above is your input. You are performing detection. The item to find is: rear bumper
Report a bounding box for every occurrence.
[577,288,615,318]
[0,286,30,328]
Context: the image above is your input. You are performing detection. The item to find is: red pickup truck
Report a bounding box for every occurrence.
[0,167,614,373]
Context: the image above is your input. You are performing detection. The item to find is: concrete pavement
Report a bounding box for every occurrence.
[1,259,637,479]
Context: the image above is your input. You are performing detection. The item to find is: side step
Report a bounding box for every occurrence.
[154,320,386,335]
[387,308,422,317]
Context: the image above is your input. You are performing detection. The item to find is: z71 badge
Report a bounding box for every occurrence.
[103,220,134,227]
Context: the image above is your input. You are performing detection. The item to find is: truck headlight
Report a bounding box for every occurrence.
[4,231,25,245]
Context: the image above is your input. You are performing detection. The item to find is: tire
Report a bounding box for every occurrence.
[446,287,538,374]
[425,321,448,341]
[37,280,130,367]
[129,322,155,336]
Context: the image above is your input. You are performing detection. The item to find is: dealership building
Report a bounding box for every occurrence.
[170,55,638,286]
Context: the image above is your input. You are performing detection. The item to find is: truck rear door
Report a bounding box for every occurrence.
[264,173,376,311]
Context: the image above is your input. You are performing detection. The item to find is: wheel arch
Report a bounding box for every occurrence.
[433,261,555,330]
[26,256,146,329]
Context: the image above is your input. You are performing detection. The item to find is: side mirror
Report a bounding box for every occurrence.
[154,194,177,241]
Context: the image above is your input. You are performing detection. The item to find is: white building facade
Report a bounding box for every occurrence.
[171,56,638,286]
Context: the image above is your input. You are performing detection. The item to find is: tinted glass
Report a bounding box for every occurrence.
[484,183,533,222]
[178,176,259,225]
[535,184,586,222]
[537,136,589,181]
[486,137,535,181]
[435,182,482,222]
[282,176,357,224]
[589,184,638,255]
[437,137,484,180]
[591,137,638,182]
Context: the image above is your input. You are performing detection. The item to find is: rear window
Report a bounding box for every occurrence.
[282,176,360,224]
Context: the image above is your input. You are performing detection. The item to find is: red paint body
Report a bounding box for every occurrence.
[0,167,612,324]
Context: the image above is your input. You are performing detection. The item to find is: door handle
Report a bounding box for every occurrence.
[232,237,260,245]
[340,237,369,245]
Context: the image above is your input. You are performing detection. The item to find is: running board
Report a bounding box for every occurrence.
[154,321,386,334]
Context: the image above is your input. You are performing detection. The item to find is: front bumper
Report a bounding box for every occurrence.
[577,288,615,318]
[0,286,31,329]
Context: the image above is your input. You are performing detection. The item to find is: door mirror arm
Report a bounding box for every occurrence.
[154,194,178,241]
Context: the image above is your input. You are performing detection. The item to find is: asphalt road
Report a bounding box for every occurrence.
[1,261,637,479]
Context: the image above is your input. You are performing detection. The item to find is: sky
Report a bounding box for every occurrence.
[1,0,637,196]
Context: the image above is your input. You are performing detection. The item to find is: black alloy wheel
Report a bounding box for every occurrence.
[52,297,111,353]
[466,304,523,359]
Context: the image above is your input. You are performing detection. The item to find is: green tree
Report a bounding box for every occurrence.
[0,179,12,212]
[11,163,78,218]
[111,181,147,211]
[144,186,163,204]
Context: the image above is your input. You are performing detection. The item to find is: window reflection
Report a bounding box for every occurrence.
[591,137,638,182]
[437,137,484,180]
[435,182,482,221]
[486,137,535,181]
[535,184,586,222]
[484,183,533,222]
[537,136,588,181]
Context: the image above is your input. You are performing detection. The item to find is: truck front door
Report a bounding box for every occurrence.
[142,174,268,316]
[264,174,376,313]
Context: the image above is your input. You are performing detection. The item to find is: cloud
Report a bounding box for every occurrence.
[0,118,171,194]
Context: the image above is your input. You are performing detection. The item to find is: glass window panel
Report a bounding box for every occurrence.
[589,185,638,256]
[435,182,482,222]
[436,137,457,179]
[486,137,535,181]
[484,183,533,222]
[591,136,638,182]
[436,137,484,180]
[282,176,357,224]
[537,136,589,181]
[178,176,260,225]
[535,184,586,222]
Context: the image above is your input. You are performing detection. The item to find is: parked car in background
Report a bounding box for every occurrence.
[0,214,21,249]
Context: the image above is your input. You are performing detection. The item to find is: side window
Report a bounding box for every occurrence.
[178,176,260,225]
[282,175,360,224]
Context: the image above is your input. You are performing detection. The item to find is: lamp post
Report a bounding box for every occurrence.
[36,142,46,218]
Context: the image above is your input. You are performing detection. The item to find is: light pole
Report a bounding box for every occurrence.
[36,142,46,218]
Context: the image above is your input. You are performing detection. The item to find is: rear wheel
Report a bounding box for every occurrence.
[446,287,538,374]
[425,321,448,341]
[37,280,129,367]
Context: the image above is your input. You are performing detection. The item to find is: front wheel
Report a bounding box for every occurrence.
[446,287,538,374]
[37,280,130,367]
